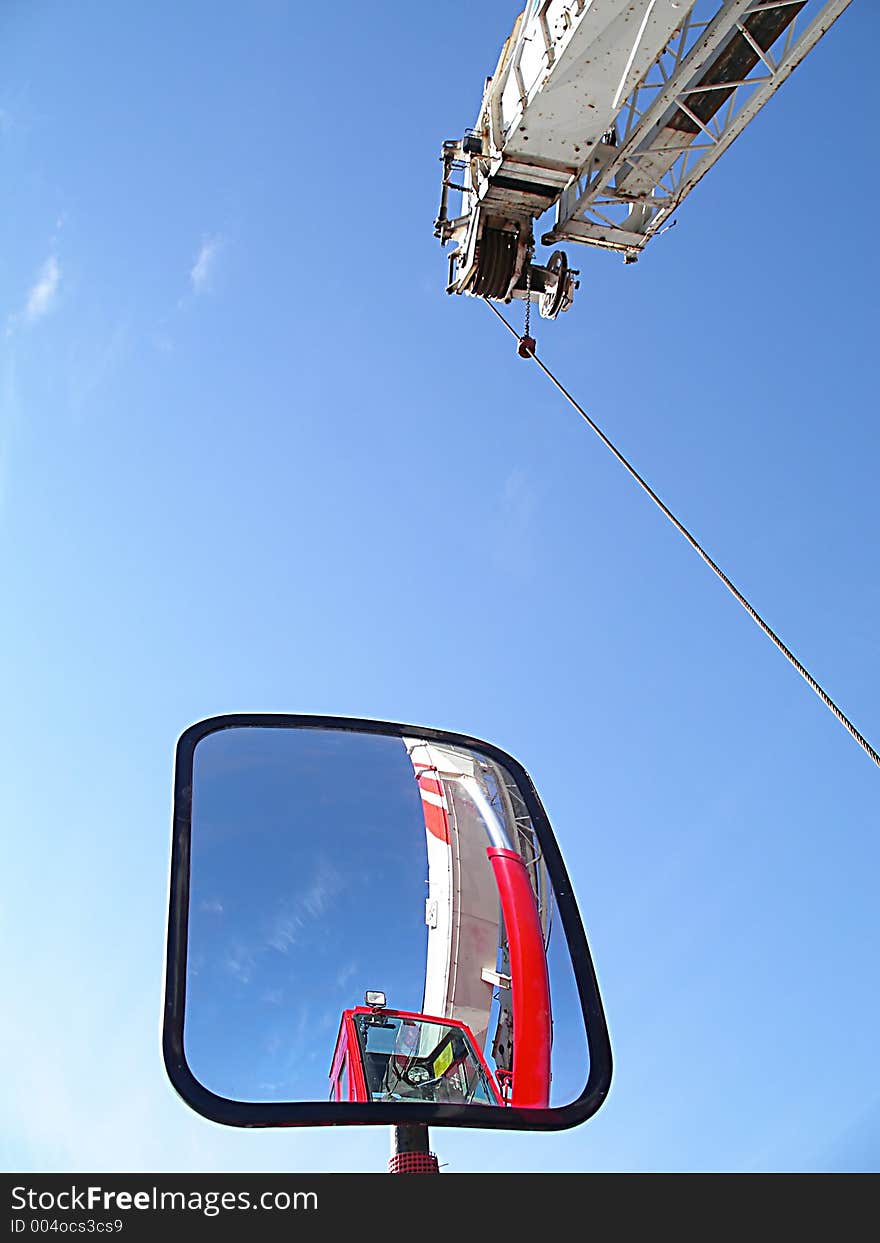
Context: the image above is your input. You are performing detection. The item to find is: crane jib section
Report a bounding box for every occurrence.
[435,1,853,316]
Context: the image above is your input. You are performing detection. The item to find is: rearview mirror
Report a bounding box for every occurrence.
[162,715,611,1131]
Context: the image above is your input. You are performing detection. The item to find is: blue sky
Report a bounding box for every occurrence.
[184,728,432,1103]
[1,1,877,1172]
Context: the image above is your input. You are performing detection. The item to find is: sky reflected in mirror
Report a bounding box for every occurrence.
[184,726,589,1107]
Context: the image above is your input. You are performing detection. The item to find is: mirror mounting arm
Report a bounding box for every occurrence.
[388,1125,439,1175]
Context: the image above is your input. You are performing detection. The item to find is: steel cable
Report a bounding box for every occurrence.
[484,298,879,771]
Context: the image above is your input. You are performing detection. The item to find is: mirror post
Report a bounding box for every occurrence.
[388,1125,439,1174]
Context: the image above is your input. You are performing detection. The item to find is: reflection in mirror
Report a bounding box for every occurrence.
[183,727,590,1109]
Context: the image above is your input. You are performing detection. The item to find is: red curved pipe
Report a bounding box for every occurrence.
[487,847,551,1108]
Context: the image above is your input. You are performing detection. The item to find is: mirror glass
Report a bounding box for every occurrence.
[181,725,591,1110]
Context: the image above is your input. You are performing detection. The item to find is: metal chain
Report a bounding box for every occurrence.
[483,297,880,772]
[524,253,532,340]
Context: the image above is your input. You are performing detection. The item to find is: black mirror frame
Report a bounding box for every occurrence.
[162,713,612,1131]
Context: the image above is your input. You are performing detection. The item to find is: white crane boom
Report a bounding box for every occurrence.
[435,0,853,318]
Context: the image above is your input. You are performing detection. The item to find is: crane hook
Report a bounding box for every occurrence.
[517,335,536,358]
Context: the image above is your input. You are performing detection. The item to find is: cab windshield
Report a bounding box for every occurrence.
[354,1013,498,1105]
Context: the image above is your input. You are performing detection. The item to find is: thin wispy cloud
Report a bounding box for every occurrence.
[267,911,304,955]
[189,235,224,294]
[25,255,61,323]
[224,942,255,984]
[335,961,358,990]
[267,863,345,955]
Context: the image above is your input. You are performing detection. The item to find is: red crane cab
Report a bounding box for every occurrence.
[329,998,505,1107]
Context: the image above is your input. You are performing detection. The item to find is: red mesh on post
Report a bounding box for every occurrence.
[388,1151,440,1174]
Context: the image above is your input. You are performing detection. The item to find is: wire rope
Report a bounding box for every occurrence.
[484,298,879,771]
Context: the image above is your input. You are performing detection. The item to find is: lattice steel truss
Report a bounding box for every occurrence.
[543,0,852,259]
